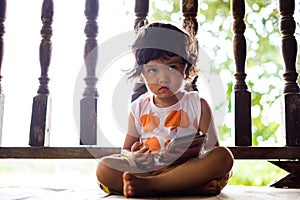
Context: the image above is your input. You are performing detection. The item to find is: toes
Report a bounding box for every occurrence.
[123,172,136,197]
[123,171,131,180]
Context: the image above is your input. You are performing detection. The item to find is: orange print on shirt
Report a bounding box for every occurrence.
[164,109,190,128]
[145,137,161,152]
[140,111,160,132]
[164,139,171,147]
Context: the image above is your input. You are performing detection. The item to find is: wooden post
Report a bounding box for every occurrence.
[134,0,149,31]
[131,0,149,102]
[182,0,199,92]
[279,0,300,146]
[0,0,6,145]
[80,0,99,145]
[182,0,198,37]
[232,0,252,146]
[270,160,300,188]
[29,0,53,146]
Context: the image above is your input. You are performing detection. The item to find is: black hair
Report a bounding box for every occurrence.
[128,22,199,102]
[128,22,198,83]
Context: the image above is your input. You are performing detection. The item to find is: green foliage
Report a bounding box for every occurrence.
[198,0,230,21]
[149,0,300,186]
[149,0,300,147]
[150,0,180,22]
[229,160,288,186]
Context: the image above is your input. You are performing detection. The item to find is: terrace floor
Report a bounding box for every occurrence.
[0,159,299,200]
[1,185,300,200]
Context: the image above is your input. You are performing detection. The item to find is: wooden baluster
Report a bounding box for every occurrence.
[182,0,198,37]
[182,0,199,92]
[134,0,149,31]
[29,0,53,146]
[131,0,149,102]
[80,0,99,145]
[272,0,300,181]
[279,0,300,146]
[0,0,6,145]
[232,0,251,146]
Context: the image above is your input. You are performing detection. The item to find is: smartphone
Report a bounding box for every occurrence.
[165,132,206,153]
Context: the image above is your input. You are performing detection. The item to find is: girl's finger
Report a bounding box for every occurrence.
[131,141,143,151]
[137,145,150,153]
[134,149,151,161]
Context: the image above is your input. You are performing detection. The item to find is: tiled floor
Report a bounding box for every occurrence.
[1,185,300,200]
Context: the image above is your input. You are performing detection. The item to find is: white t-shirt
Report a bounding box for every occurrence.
[130,91,218,162]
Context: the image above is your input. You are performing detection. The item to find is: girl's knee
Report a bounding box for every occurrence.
[96,157,120,181]
[96,156,130,177]
[98,156,127,169]
[96,158,110,180]
[96,157,125,194]
[214,146,234,171]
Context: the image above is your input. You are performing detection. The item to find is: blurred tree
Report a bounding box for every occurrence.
[149,0,300,146]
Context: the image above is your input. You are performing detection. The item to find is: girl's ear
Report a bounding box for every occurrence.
[140,73,146,83]
[183,64,188,80]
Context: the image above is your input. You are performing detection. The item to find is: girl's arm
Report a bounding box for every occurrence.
[199,98,220,147]
[123,112,155,170]
[123,113,140,151]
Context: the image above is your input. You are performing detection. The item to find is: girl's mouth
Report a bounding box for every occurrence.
[159,86,169,92]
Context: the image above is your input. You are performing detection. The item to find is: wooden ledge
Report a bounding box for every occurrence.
[0,147,121,159]
[228,146,300,159]
[0,146,299,159]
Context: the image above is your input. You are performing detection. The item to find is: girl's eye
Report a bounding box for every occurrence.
[168,65,177,70]
[148,68,157,73]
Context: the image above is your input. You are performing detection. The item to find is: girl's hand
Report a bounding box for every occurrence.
[160,150,181,164]
[131,141,143,152]
[131,142,155,170]
[176,144,201,162]
[160,143,201,165]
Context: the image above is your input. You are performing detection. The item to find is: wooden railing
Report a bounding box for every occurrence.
[0,0,299,188]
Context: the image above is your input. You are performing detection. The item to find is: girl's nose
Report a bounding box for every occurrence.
[158,72,170,84]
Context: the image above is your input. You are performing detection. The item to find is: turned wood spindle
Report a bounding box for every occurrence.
[29,0,53,146]
[131,0,149,102]
[232,0,252,146]
[80,0,99,145]
[279,0,300,146]
[134,0,149,31]
[182,0,198,37]
[0,0,6,91]
[0,0,6,145]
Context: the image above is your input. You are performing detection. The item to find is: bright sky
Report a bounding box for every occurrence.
[0,0,223,147]
[1,0,136,147]
[1,0,222,147]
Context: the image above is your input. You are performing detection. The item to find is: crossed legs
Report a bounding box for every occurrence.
[96,146,234,197]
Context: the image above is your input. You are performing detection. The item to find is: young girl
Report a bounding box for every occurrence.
[96,22,234,197]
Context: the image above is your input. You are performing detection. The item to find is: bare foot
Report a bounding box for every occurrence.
[123,172,155,197]
[186,179,222,196]
[191,171,233,196]
[122,171,232,197]
[201,179,222,195]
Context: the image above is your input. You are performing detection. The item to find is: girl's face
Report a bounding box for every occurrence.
[142,56,186,102]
